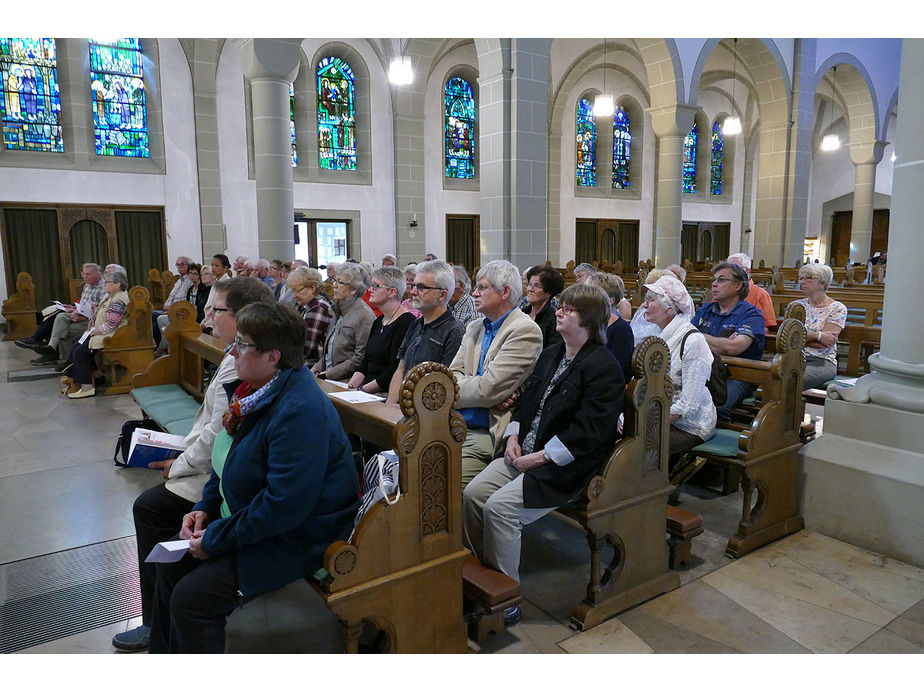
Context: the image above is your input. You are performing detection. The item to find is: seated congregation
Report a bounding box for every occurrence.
[5,248,825,653]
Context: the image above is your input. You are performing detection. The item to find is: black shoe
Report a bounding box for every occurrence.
[503,605,522,627]
[33,344,58,356]
[30,353,58,365]
[14,337,40,349]
[112,624,150,652]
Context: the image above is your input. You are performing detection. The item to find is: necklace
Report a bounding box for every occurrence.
[380,304,402,333]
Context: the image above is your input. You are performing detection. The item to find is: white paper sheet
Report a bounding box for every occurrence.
[144,539,191,563]
[78,330,91,344]
[328,390,385,404]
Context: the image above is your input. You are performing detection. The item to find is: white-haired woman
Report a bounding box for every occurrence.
[312,262,375,381]
[642,275,716,462]
[787,263,847,389]
[401,263,422,318]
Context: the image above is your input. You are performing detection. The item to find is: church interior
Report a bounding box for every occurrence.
[1,18,922,678]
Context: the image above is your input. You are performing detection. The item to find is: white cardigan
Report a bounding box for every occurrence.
[660,314,717,442]
[164,351,237,503]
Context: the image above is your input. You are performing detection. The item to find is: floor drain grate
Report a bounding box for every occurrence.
[0,537,141,653]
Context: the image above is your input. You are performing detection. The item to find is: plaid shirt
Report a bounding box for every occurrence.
[450,292,482,327]
[80,278,108,308]
[300,295,334,367]
[164,274,193,308]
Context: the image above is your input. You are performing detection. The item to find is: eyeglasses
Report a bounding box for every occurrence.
[411,282,441,292]
[333,278,350,286]
[370,283,389,291]
[710,276,735,284]
[232,336,258,354]
[557,305,578,316]
[474,283,494,293]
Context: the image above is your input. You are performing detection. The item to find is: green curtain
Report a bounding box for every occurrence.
[618,222,639,267]
[681,224,698,264]
[3,208,63,308]
[115,211,165,288]
[446,217,475,270]
[600,227,616,264]
[575,221,596,264]
[69,220,110,278]
[713,224,730,262]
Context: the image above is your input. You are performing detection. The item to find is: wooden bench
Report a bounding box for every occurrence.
[555,336,680,631]
[130,300,226,433]
[2,271,37,340]
[686,318,807,558]
[147,269,165,310]
[313,364,469,653]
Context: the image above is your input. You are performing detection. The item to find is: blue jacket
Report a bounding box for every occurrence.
[692,299,766,361]
[194,366,360,599]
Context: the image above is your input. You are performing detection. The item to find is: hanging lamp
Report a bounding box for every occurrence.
[821,66,841,151]
[388,41,413,86]
[593,38,614,117]
[723,38,742,135]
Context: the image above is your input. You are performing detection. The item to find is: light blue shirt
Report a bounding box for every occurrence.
[459,308,517,430]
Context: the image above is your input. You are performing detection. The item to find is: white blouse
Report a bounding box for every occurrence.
[660,315,717,442]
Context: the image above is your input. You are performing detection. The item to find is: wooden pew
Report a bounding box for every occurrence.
[148,269,165,310]
[96,286,157,395]
[2,271,37,340]
[688,318,807,558]
[312,363,469,653]
[555,336,680,631]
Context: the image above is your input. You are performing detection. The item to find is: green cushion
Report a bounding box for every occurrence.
[133,384,190,409]
[164,418,196,437]
[692,428,740,457]
[149,398,202,426]
[133,384,201,428]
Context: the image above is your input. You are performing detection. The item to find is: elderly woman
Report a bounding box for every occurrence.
[347,266,416,394]
[630,267,673,345]
[462,283,625,624]
[401,263,422,318]
[588,272,634,382]
[642,275,716,463]
[286,266,334,368]
[148,302,360,653]
[61,269,130,399]
[523,265,565,350]
[787,263,847,389]
[312,261,376,381]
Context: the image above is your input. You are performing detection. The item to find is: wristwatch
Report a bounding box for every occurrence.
[542,451,553,465]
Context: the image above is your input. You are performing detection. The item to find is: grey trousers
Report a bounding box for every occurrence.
[50,312,89,359]
[460,429,497,490]
[462,457,557,582]
[803,355,837,390]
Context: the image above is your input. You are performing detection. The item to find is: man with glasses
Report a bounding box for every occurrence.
[450,260,543,488]
[112,277,276,652]
[691,261,766,421]
[152,256,193,346]
[386,260,464,403]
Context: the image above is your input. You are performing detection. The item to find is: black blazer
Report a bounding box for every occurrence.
[514,340,625,508]
[522,300,562,351]
[186,283,211,323]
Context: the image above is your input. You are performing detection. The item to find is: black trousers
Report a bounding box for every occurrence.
[66,340,97,384]
[31,314,55,342]
[132,483,195,625]
[149,540,240,654]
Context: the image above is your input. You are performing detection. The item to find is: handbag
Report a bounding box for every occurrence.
[350,449,401,540]
[113,418,160,466]
[681,329,729,406]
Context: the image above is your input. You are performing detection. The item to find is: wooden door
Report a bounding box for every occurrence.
[446,215,480,271]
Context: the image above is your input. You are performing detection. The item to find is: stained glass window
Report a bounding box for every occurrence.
[317,57,355,171]
[683,123,697,194]
[89,38,149,157]
[0,38,63,152]
[290,83,297,167]
[444,76,476,179]
[576,98,596,187]
[612,105,631,189]
[710,120,723,195]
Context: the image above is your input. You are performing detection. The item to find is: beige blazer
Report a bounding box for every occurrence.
[450,306,543,445]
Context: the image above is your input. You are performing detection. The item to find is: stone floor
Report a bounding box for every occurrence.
[1,337,922,661]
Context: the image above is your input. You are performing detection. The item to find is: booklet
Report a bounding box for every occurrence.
[74,300,94,319]
[145,539,191,563]
[126,428,187,469]
[41,304,64,319]
[329,390,385,404]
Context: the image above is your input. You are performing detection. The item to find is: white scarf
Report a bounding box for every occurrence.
[658,313,695,364]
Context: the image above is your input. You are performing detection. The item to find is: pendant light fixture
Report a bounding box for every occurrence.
[388,41,413,86]
[723,38,742,135]
[821,66,841,151]
[593,38,614,118]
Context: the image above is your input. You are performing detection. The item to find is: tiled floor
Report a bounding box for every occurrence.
[2,338,923,656]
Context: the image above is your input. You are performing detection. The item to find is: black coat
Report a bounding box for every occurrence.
[186,283,211,323]
[522,300,562,351]
[515,340,625,508]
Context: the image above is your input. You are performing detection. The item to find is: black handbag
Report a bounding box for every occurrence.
[113,418,159,466]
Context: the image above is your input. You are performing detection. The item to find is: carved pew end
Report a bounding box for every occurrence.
[462,555,522,642]
[666,506,704,570]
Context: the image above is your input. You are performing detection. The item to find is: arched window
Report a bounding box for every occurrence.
[290,83,297,167]
[710,120,723,195]
[89,38,149,157]
[612,105,631,189]
[576,97,596,187]
[0,38,64,152]
[682,123,697,193]
[444,76,476,179]
[316,56,356,171]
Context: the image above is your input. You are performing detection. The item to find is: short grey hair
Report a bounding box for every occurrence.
[105,263,127,278]
[452,265,471,293]
[234,256,251,265]
[404,263,418,277]
[103,268,128,291]
[588,272,625,308]
[477,260,523,307]
[798,262,834,290]
[81,262,102,275]
[727,253,752,274]
[415,259,455,305]
[666,264,687,283]
[337,261,369,294]
[371,266,405,296]
[382,253,397,265]
[326,261,341,275]
[574,262,597,279]
[254,258,270,270]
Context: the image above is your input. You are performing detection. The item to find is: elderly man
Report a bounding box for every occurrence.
[111,277,277,652]
[233,256,251,276]
[254,259,274,286]
[381,253,397,267]
[727,253,777,329]
[152,256,193,346]
[449,264,481,327]
[386,260,465,403]
[451,260,544,488]
[17,262,107,367]
[692,261,766,421]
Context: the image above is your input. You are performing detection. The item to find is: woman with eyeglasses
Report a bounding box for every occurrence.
[148,302,360,653]
[347,266,416,394]
[311,262,375,381]
[522,265,565,350]
[463,283,625,617]
[787,263,847,389]
[286,266,334,369]
[185,262,210,323]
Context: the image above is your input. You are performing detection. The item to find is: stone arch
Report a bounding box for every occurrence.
[634,39,684,108]
[813,54,879,150]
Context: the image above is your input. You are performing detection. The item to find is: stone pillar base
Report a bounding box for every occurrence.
[799,398,924,568]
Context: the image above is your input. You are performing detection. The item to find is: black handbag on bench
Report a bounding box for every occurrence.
[113,418,159,466]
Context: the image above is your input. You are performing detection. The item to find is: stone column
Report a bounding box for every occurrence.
[800,39,924,568]
[647,104,697,267]
[847,141,886,264]
[240,39,301,262]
